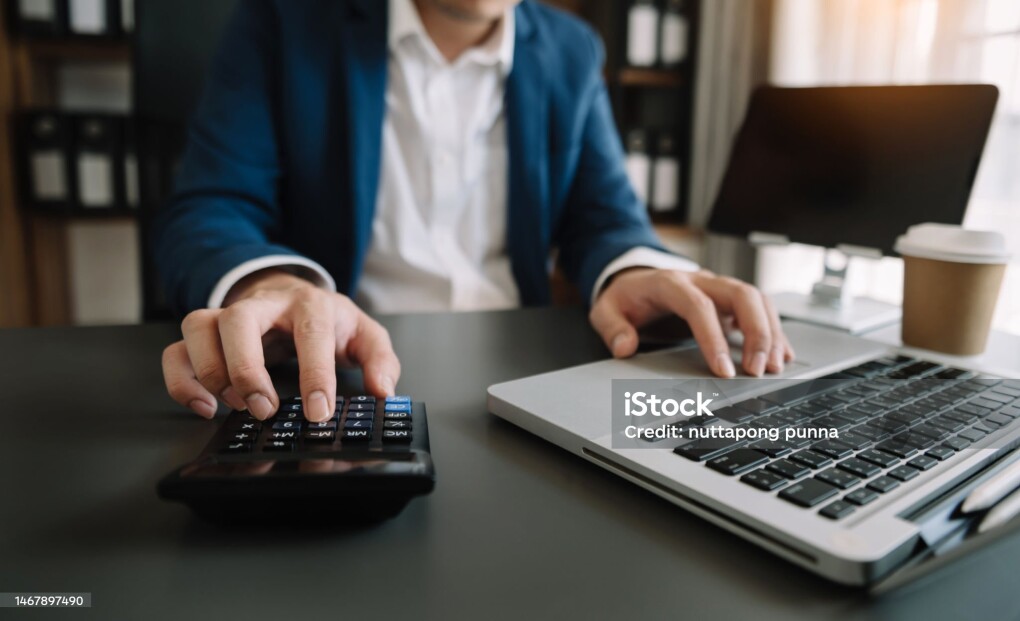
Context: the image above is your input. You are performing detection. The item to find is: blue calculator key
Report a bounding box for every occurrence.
[385,396,412,403]
[344,419,373,430]
[384,403,411,413]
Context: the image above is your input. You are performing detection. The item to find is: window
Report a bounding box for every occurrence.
[766,0,1020,334]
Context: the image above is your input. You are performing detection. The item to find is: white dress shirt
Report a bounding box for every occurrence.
[207,0,697,312]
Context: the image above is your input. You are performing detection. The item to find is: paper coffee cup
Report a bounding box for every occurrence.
[895,223,1011,356]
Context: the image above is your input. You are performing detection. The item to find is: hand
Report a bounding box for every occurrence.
[589,268,794,378]
[161,270,401,422]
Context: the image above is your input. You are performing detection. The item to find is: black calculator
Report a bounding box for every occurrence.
[158,395,435,524]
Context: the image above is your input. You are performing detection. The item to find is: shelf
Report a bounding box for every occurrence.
[616,68,685,88]
[20,38,131,63]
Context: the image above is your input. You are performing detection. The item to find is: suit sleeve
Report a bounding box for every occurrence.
[554,30,680,304]
[150,0,306,315]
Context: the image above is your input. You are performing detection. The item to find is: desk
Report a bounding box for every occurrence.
[2,307,1019,620]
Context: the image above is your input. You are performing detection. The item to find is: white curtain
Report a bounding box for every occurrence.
[765,0,1020,334]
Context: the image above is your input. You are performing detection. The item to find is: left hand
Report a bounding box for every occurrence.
[589,268,794,378]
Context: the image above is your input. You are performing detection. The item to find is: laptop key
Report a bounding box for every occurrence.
[816,468,861,490]
[858,449,900,469]
[845,488,879,506]
[867,476,901,494]
[740,469,788,491]
[894,432,936,450]
[706,449,769,476]
[908,455,939,471]
[734,398,778,415]
[838,457,881,479]
[820,500,856,520]
[790,450,833,469]
[779,479,840,507]
[888,466,920,482]
[812,440,853,460]
[876,440,918,460]
[835,431,872,451]
[929,416,965,433]
[713,406,756,424]
[674,439,743,462]
[943,436,971,451]
[984,413,1013,428]
[912,424,950,441]
[749,439,793,458]
[766,458,810,480]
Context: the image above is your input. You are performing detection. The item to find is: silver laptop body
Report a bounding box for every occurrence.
[487,321,1020,585]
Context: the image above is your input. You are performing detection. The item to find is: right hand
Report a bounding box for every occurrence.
[161,270,401,423]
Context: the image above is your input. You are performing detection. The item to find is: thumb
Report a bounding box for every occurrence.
[589,299,639,358]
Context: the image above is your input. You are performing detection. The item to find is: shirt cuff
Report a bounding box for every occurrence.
[207,255,337,309]
[591,247,700,305]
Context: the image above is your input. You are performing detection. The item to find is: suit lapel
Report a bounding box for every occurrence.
[505,3,551,305]
[339,0,388,294]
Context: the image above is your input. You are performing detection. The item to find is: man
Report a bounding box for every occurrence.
[156,0,793,424]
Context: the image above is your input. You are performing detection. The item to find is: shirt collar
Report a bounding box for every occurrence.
[388,0,515,76]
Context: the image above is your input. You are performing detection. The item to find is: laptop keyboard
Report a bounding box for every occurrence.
[672,356,1020,521]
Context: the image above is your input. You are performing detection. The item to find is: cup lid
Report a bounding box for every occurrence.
[894,223,1011,264]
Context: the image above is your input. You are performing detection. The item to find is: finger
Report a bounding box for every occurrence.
[218,299,285,420]
[660,277,736,378]
[761,294,789,372]
[588,297,639,358]
[180,309,246,411]
[695,276,773,377]
[162,341,218,419]
[289,292,337,422]
[340,308,401,398]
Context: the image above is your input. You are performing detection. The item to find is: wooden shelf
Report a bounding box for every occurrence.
[616,68,685,88]
[20,38,131,63]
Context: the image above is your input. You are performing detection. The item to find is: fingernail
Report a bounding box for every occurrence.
[752,352,768,377]
[771,347,785,373]
[189,399,217,419]
[306,391,330,422]
[246,393,274,420]
[220,386,246,411]
[716,354,736,378]
[611,333,629,357]
[379,375,395,397]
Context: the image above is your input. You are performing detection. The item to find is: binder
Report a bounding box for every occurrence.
[659,0,689,68]
[650,132,681,213]
[119,0,133,33]
[73,115,122,210]
[18,111,74,212]
[67,0,117,36]
[624,129,652,206]
[121,119,139,209]
[626,0,659,67]
[13,0,68,36]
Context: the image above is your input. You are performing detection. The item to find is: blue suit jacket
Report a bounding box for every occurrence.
[153,0,667,314]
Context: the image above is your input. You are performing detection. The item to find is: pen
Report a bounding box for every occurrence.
[977,487,1020,534]
[961,458,1020,514]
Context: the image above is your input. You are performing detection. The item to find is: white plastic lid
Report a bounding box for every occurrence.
[894,223,1011,264]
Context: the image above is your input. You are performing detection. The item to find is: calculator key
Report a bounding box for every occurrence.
[281,403,302,412]
[277,410,303,421]
[766,459,810,480]
[349,395,376,403]
[740,469,787,491]
[385,396,412,403]
[345,410,373,421]
[307,421,337,430]
[384,411,412,420]
[867,476,901,494]
[229,431,258,443]
[303,430,336,442]
[342,429,372,441]
[706,449,768,476]
[272,420,303,431]
[819,500,856,520]
[348,402,376,412]
[263,441,293,452]
[779,479,840,508]
[384,402,412,413]
[382,429,412,442]
[237,422,261,432]
[221,442,252,454]
[816,468,860,490]
[888,466,920,482]
[384,420,411,429]
[344,419,373,430]
[845,488,879,506]
[269,431,299,441]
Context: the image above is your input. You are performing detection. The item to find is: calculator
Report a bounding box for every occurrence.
[158,395,435,524]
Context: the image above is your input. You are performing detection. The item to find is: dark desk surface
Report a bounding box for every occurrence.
[2,307,1018,620]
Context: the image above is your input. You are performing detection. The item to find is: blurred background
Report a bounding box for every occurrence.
[0,0,1016,333]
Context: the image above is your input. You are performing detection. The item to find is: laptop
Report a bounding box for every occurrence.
[487,321,1020,586]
